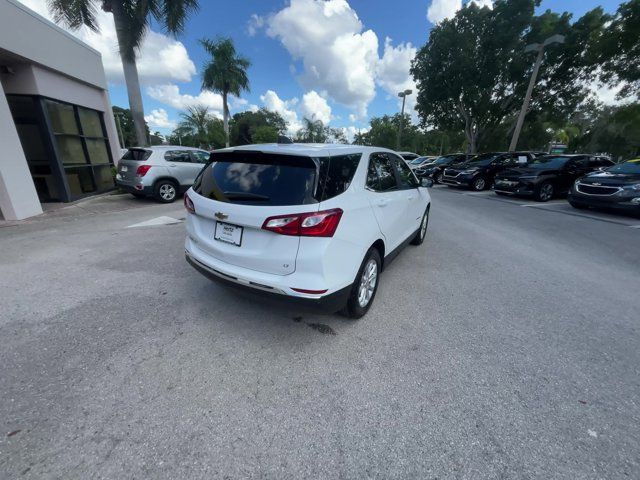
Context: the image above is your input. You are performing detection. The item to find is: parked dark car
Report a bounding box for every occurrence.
[408,155,437,170]
[441,152,535,191]
[494,154,614,202]
[415,153,469,183]
[568,159,640,215]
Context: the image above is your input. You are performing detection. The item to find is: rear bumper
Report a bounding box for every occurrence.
[116,179,153,196]
[185,251,351,313]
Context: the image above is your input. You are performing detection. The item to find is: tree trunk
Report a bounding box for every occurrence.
[223,93,230,148]
[111,2,147,147]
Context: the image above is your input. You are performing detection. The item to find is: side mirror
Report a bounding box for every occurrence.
[421,178,434,188]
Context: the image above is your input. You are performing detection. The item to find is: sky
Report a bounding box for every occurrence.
[17,0,624,140]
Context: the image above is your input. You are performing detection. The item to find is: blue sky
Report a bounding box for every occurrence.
[21,0,623,139]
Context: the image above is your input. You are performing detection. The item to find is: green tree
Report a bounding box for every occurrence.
[178,105,211,148]
[230,109,286,145]
[296,118,326,143]
[411,0,606,152]
[49,0,199,147]
[596,0,640,98]
[200,37,251,148]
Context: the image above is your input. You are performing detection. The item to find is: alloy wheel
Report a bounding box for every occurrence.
[540,183,554,201]
[160,184,176,201]
[357,259,378,308]
[473,178,486,190]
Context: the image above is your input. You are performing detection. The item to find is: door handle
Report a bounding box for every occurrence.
[377,198,390,207]
[408,195,416,201]
[169,164,177,167]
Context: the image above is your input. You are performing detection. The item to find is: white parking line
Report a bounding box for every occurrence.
[127,216,183,228]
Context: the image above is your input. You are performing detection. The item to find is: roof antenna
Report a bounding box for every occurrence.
[278,135,293,144]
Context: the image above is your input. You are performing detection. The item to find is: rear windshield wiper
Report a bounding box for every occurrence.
[223,191,270,201]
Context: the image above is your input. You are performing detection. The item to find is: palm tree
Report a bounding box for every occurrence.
[48,0,199,147]
[200,38,251,147]
[298,117,326,143]
[178,105,211,148]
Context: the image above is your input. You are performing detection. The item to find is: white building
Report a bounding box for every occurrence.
[0,0,121,220]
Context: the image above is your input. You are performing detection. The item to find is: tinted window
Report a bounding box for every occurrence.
[367,153,398,192]
[570,156,589,168]
[122,148,151,161]
[165,150,192,163]
[190,151,211,164]
[392,154,419,188]
[317,154,361,201]
[528,156,571,169]
[467,153,502,166]
[193,151,318,206]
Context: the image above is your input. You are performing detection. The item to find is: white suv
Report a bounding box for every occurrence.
[184,144,431,318]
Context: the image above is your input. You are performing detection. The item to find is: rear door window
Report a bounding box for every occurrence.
[317,154,361,201]
[190,151,211,164]
[165,150,192,163]
[193,151,319,206]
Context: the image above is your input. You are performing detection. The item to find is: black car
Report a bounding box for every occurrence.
[494,154,614,202]
[568,159,640,215]
[415,153,469,184]
[441,152,535,191]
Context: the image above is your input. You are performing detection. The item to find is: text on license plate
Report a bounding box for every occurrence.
[120,166,128,172]
[214,221,243,246]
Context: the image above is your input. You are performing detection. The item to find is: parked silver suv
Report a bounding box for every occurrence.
[115,146,211,203]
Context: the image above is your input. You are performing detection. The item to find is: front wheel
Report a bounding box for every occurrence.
[345,248,381,319]
[411,208,429,245]
[435,172,443,184]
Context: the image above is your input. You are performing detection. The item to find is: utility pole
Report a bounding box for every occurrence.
[396,89,412,150]
[509,34,565,152]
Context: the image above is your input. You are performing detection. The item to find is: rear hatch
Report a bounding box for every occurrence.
[117,148,152,182]
[188,150,322,276]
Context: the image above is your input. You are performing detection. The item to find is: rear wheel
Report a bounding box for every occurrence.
[154,180,178,203]
[345,248,381,319]
[472,176,487,191]
[535,181,554,202]
[411,208,429,245]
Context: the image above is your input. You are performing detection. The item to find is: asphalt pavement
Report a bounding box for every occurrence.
[1,188,639,479]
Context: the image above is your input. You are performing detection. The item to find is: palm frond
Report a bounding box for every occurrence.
[155,0,199,34]
[48,0,99,31]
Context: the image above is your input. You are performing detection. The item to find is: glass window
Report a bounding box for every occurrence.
[122,148,152,161]
[78,107,104,137]
[45,100,79,135]
[56,137,87,165]
[392,153,419,188]
[194,151,318,206]
[607,160,640,174]
[190,151,211,164]
[317,154,361,201]
[570,157,589,168]
[85,138,110,164]
[367,154,397,192]
[165,150,192,163]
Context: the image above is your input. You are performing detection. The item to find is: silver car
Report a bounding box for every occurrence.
[115,146,211,203]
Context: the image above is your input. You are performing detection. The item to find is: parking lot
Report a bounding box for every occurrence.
[1,187,639,479]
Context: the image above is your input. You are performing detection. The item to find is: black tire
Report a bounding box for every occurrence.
[472,176,487,191]
[345,248,382,319]
[569,200,588,210]
[534,181,554,202]
[153,180,178,203]
[435,172,443,184]
[411,208,429,245]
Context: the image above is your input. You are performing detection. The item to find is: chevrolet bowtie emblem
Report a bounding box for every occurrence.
[215,212,228,220]
[592,183,601,186]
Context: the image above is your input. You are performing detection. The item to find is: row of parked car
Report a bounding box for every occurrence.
[402,151,640,216]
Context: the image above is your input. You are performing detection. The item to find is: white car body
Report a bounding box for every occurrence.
[184,143,431,315]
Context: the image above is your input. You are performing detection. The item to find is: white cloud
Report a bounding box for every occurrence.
[300,91,332,124]
[260,90,302,135]
[247,14,265,36]
[146,84,224,117]
[426,0,493,24]
[16,0,196,85]
[266,0,379,117]
[377,37,418,121]
[144,109,176,129]
[248,104,260,113]
[341,125,370,143]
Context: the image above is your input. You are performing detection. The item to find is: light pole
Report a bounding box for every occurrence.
[509,34,565,152]
[396,89,412,150]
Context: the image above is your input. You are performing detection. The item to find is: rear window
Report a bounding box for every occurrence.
[122,148,151,161]
[192,151,361,206]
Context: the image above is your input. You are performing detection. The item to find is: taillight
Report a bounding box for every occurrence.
[136,165,152,177]
[262,208,343,237]
[184,192,195,214]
